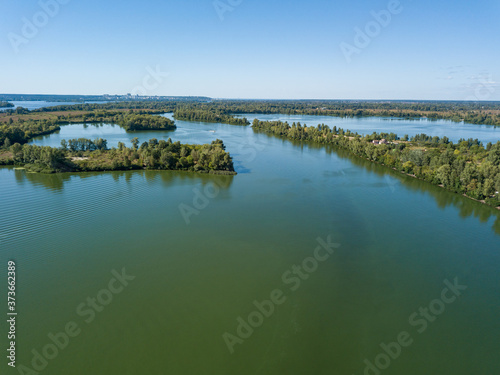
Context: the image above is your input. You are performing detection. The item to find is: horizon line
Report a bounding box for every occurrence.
[1,94,500,103]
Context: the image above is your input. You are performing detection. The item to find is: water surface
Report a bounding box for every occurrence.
[2,116,499,375]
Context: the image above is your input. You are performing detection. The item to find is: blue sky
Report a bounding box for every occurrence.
[1,0,499,100]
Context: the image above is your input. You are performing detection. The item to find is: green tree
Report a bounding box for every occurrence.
[131,137,139,150]
[483,179,495,197]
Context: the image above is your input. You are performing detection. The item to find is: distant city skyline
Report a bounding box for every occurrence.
[1,0,499,100]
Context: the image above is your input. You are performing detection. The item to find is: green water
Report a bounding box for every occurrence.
[1,117,500,374]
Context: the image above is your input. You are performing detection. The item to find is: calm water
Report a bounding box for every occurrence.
[238,113,500,144]
[1,115,500,374]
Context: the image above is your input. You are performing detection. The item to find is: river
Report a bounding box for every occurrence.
[1,114,499,374]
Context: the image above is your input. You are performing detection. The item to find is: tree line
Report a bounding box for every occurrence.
[174,108,249,125]
[113,113,176,131]
[60,138,108,152]
[0,118,61,147]
[252,119,500,207]
[31,101,178,113]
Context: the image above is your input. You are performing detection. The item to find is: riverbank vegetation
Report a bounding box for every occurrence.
[0,138,235,175]
[0,118,61,146]
[173,108,249,125]
[252,119,500,208]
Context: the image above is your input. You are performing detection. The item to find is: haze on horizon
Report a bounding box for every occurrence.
[1,0,499,101]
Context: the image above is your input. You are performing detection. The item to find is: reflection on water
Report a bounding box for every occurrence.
[9,128,500,237]
[255,133,500,236]
[329,145,500,235]
[11,167,234,193]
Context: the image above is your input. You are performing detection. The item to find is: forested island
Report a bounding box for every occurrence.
[113,113,175,131]
[0,101,14,108]
[174,108,249,125]
[253,119,500,208]
[0,138,235,174]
